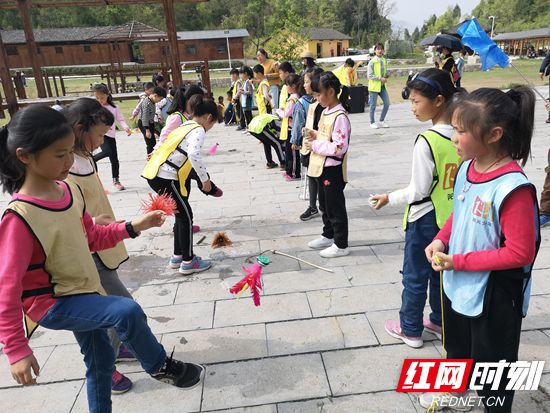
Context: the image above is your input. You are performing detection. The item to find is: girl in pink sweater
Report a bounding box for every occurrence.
[0,105,204,413]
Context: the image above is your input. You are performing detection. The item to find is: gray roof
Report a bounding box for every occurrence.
[177,29,249,41]
[493,28,550,41]
[1,21,165,44]
[302,28,352,41]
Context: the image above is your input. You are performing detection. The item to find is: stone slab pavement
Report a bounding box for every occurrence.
[1,93,550,413]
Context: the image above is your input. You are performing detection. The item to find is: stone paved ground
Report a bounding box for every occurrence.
[1,93,550,413]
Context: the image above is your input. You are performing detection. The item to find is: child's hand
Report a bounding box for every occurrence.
[307,129,318,141]
[202,180,212,194]
[95,214,115,226]
[125,128,132,136]
[131,211,166,233]
[370,193,389,210]
[303,138,312,151]
[11,354,40,385]
[431,252,453,271]
[291,143,300,151]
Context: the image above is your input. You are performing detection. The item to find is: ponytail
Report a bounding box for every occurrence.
[505,86,535,165]
[0,105,73,194]
[189,94,220,122]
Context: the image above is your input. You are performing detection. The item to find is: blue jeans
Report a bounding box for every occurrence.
[399,209,442,337]
[368,86,390,124]
[270,85,280,110]
[39,294,166,413]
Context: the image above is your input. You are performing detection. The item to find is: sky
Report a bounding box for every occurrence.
[389,0,481,32]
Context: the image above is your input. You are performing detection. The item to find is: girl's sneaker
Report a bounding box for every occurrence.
[192,225,201,233]
[113,179,125,191]
[179,256,212,275]
[319,244,349,258]
[423,317,442,340]
[300,206,319,221]
[384,319,423,348]
[308,236,333,249]
[117,344,137,362]
[418,391,472,411]
[151,351,205,389]
[169,255,183,269]
[266,162,278,169]
[112,370,133,394]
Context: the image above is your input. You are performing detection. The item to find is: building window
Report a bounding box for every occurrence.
[217,44,227,53]
[6,46,18,56]
[55,46,63,54]
[316,43,322,58]
[83,45,92,53]
[186,45,196,55]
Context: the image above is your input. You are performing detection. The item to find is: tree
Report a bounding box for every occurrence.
[412,27,420,43]
[404,28,411,41]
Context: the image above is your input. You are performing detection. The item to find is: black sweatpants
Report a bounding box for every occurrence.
[443,273,525,412]
[240,109,253,129]
[250,126,284,165]
[138,119,156,155]
[302,154,319,210]
[147,176,194,261]
[93,136,120,179]
[317,164,348,248]
[284,137,300,178]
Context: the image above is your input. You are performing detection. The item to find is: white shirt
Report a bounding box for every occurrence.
[157,121,209,183]
[71,153,95,175]
[388,124,454,223]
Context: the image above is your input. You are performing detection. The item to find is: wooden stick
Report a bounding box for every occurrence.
[196,235,206,245]
[272,250,334,273]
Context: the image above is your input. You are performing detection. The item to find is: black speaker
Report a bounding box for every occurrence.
[348,85,366,113]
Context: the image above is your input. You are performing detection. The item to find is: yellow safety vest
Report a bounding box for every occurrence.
[5,181,106,337]
[441,56,457,81]
[368,56,387,93]
[142,122,202,196]
[307,109,349,182]
[300,100,319,156]
[66,156,129,270]
[280,92,297,142]
[255,79,271,116]
[403,129,461,230]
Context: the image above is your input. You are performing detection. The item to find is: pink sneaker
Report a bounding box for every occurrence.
[423,317,442,340]
[384,319,423,348]
[192,225,201,233]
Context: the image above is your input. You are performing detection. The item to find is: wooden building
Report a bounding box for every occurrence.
[140,29,249,63]
[493,28,550,56]
[301,28,352,58]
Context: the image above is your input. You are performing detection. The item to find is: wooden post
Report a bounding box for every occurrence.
[43,70,53,97]
[60,74,66,96]
[18,0,47,98]
[52,73,59,96]
[13,72,27,99]
[163,0,182,87]
[0,32,18,115]
[202,59,211,95]
[0,89,5,119]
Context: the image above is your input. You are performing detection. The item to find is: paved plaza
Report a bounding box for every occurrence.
[1,95,550,412]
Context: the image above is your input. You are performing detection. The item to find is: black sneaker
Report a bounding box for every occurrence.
[151,350,205,389]
[300,206,319,221]
[266,161,278,169]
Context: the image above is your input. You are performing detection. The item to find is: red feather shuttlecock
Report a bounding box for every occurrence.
[229,262,264,306]
[141,192,177,216]
[208,143,219,155]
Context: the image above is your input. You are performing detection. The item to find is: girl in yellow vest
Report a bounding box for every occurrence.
[367,42,390,129]
[276,62,296,171]
[64,98,136,393]
[230,68,242,126]
[143,95,220,275]
[0,105,205,413]
[370,68,462,348]
[256,48,280,109]
[252,64,273,115]
[303,72,351,258]
[277,73,302,181]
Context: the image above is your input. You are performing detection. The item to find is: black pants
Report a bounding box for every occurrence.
[455,77,461,88]
[250,126,284,165]
[147,176,194,261]
[284,138,300,178]
[317,165,348,248]
[188,168,220,196]
[138,119,156,155]
[302,154,319,209]
[443,273,525,412]
[93,136,120,179]
[240,109,253,129]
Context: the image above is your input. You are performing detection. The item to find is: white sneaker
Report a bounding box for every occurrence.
[319,244,349,258]
[370,122,379,129]
[418,391,473,411]
[308,236,333,249]
[380,121,389,128]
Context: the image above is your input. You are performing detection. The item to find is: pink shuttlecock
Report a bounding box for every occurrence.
[208,143,219,155]
[140,192,177,216]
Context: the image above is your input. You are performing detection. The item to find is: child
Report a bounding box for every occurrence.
[252,64,272,115]
[0,105,205,413]
[91,83,132,191]
[64,98,135,393]
[299,67,325,221]
[230,68,243,128]
[455,50,465,88]
[422,86,539,412]
[217,96,225,123]
[238,66,254,130]
[276,61,296,171]
[277,73,301,181]
[136,84,167,156]
[142,95,221,274]
[160,87,176,125]
[368,42,390,129]
[370,68,462,349]
[224,91,236,125]
[303,72,351,258]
